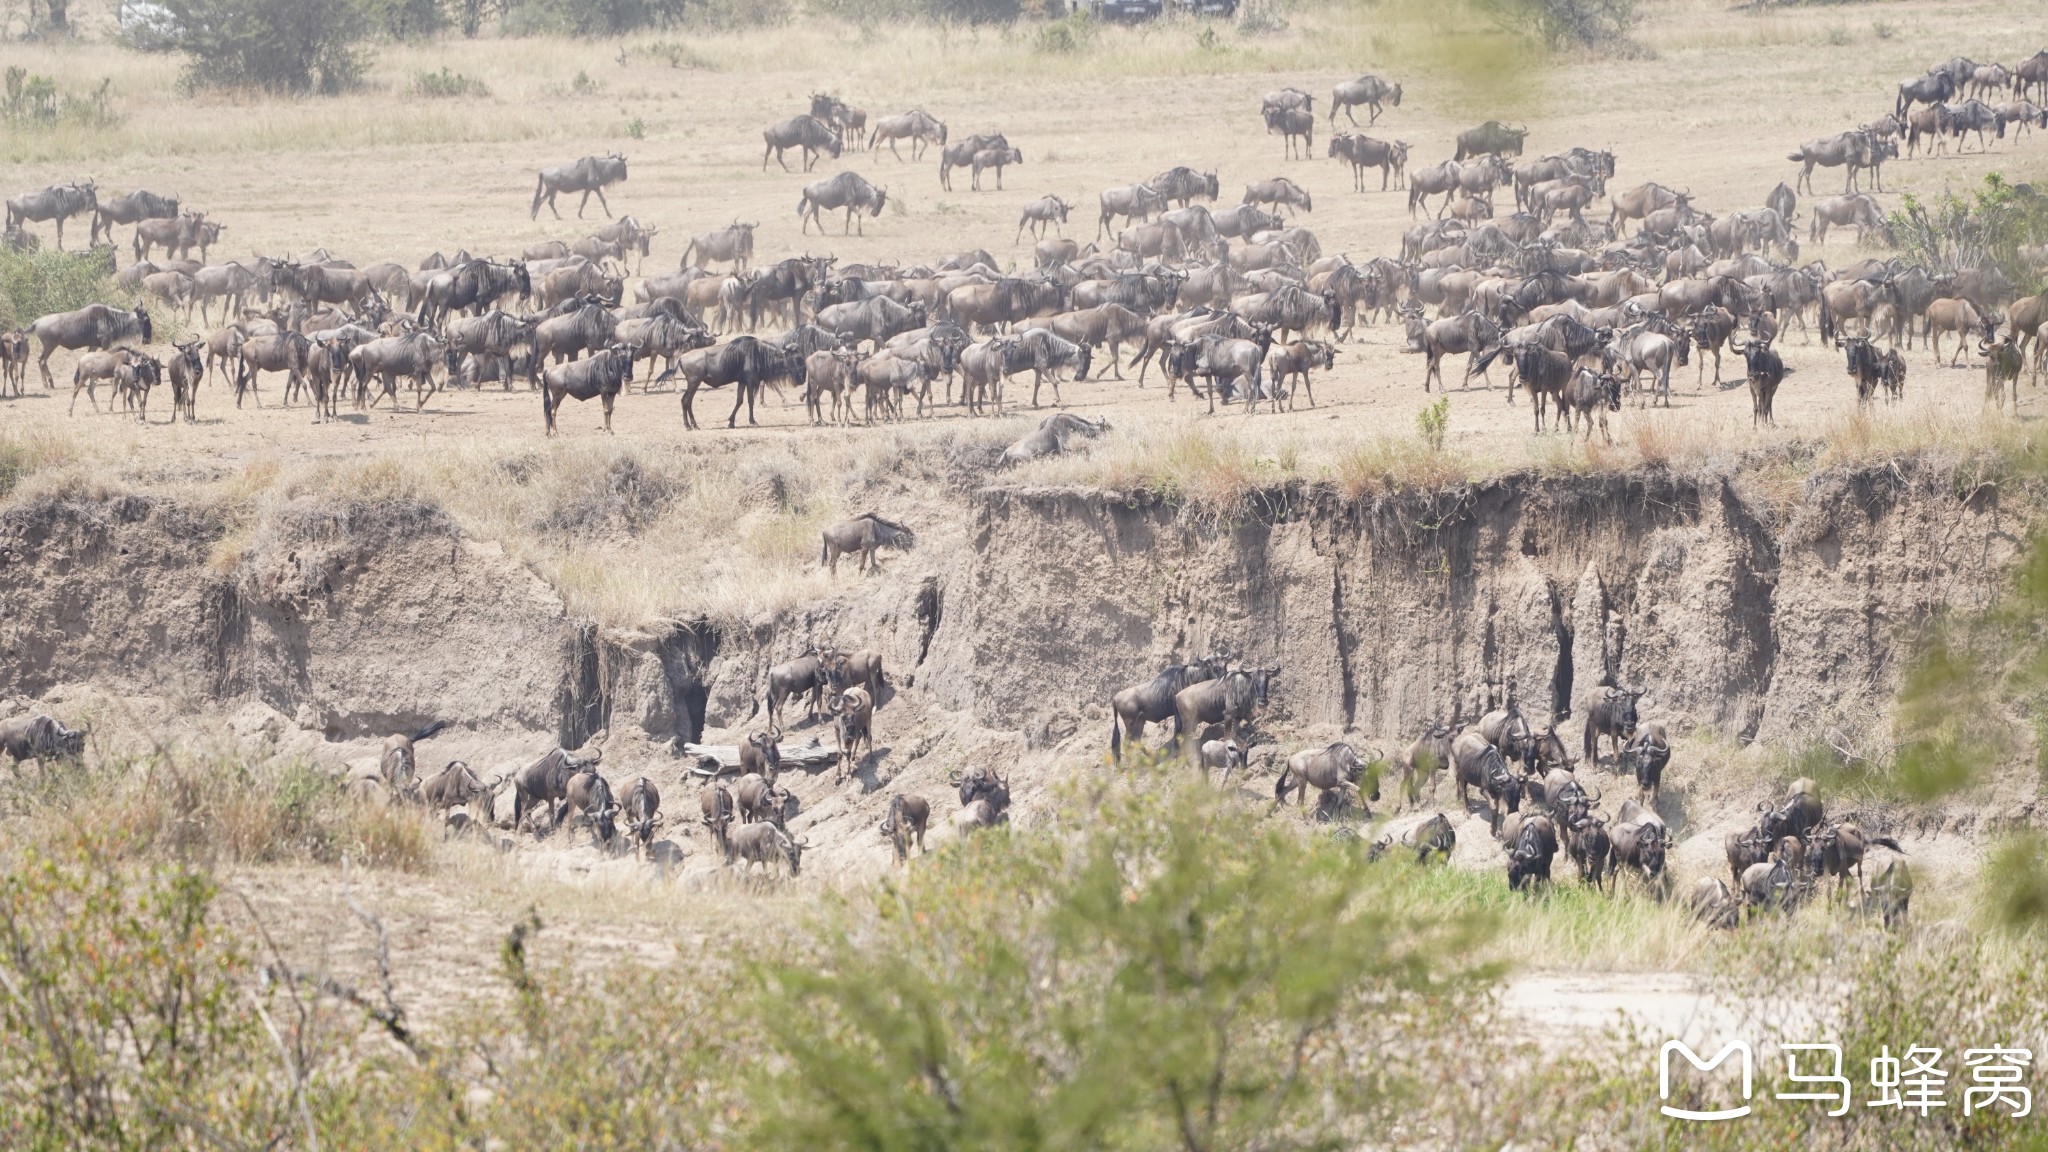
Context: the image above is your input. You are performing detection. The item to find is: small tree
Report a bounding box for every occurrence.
[136,0,374,96]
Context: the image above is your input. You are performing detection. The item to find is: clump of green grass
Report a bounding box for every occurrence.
[408,67,491,98]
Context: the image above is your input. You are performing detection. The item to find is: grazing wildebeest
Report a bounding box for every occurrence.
[1329,134,1409,192]
[90,189,176,248]
[1109,658,1224,762]
[1242,176,1312,216]
[0,714,87,762]
[531,154,628,220]
[869,108,947,161]
[1454,120,1527,160]
[1264,105,1315,159]
[540,343,636,434]
[1275,741,1378,811]
[1016,195,1071,243]
[30,303,153,390]
[880,794,931,863]
[683,221,758,272]
[730,821,808,875]
[1729,333,1786,426]
[765,651,831,729]
[1330,75,1401,126]
[5,181,96,250]
[820,512,914,575]
[675,335,805,429]
[1174,666,1279,763]
[798,171,889,236]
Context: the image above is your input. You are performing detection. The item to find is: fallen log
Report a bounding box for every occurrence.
[682,739,836,776]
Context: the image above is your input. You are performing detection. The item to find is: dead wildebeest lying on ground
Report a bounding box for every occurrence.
[378,719,451,793]
[0,714,87,762]
[731,821,808,875]
[820,512,915,576]
[880,793,931,864]
[1001,411,1109,465]
[1109,657,1224,763]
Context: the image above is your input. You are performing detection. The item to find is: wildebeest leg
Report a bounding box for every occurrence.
[591,186,613,219]
[602,393,615,434]
[37,348,55,389]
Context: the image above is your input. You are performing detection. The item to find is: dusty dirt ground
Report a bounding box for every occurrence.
[2,0,2043,1026]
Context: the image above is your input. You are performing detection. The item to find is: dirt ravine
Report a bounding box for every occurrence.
[0,451,2029,879]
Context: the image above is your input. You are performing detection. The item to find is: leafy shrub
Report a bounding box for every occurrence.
[1416,395,1450,451]
[1033,12,1095,54]
[0,248,125,331]
[2,68,119,130]
[1889,173,2048,295]
[409,66,491,97]
[130,0,373,95]
[1482,0,1640,52]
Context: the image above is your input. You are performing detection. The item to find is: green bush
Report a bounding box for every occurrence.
[131,0,373,95]
[0,248,124,331]
[408,66,491,98]
[1889,174,2048,296]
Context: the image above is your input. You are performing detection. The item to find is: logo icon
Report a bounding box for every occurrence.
[1660,1040,1754,1121]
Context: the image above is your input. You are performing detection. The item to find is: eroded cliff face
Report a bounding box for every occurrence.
[922,459,2021,747]
[0,457,2025,755]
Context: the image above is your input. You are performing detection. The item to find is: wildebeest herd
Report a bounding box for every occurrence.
[5,47,2043,438]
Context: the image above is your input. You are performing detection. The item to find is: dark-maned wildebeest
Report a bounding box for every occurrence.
[1109,658,1223,762]
[1896,69,1957,119]
[165,339,202,423]
[799,171,888,236]
[1611,799,1668,886]
[1330,134,1409,192]
[731,822,808,875]
[1454,120,1527,160]
[29,302,152,389]
[1809,821,1905,902]
[1504,812,1558,891]
[1788,131,1879,195]
[1264,105,1315,159]
[820,512,914,576]
[683,221,757,272]
[5,181,96,250]
[531,154,628,220]
[1242,176,1312,216]
[1174,666,1279,764]
[700,782,736,862]
[443,310,537,393]
[512,735,604,833]
[1984,329,2024,409]
[0,714,87,762]
[675,335,805,429]
[90,189,176,248]
[1622,721,1669,800]
[1568,812,1612,890]
[1420,310,1502,392]
[563,769,620,846]
[951,773,1012,835]
[1451,731,1520,833]
[734,773,790,828]
[418,259,531,325]
[1580,686,1642,768]
[869,108,947,161]
[1729,332,1786,426]
[1330,75,1401,126]
[1148,166,1220,209]
[615,775,663,852]
[828,687,873,783]
[541,343,636,434]
[880,794,930,863]
[351,331,446,411]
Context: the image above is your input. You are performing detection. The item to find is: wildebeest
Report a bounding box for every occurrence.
[1788,131,1883,195]
[1982,329,2024,409]
[1147,166,1220,209]
[540,343,636,434]
[1001,410,1109,466]
[165,339,202,423]
[376,719,451,793]
[1174,666,1278,763]
[1567,812,1611,891]
[1450,731,1520,833]
[1420,310,1502,392]
[1243,177,1312,216]
[1729,332,1786,426]
[0,714,87,762]
[936,133,1008,192]
[1896,69,1957,119]
[1016,195,1071,242]
[512,736,604,833]
[880,793,931,863]
[869,108,947,161]
[1330,75,1401,126]
[819,512,914,576]
[563,769,621,847]
[1580,686,1642,768]
[351,331,445,410]
[969,146,1023,192]
[1109,658,1223,762]
[675,335,805,429]
[417,259,531,325]
[29,302,153,389]
[1455,120,1527,160]
[0,329,27,396]
[730,821,808,875]
[1329,134,1409,192]
[683,221,757,272]
[1263,106,1315,159]
[1622,721,1669,800]
[1504,811,1558,891]
[733,773,790,828]
[951,770,1012,835]
[1097,183,1168,240]
[1809,821,1905,902]
[1609,798,1668,886]
[90,189,177,248]
[799,171,889,236]
[1867,857,1912,929]
[1922,297,1988,367]
[1688,877,1740,929]
[827,687,873,783]
[1275,741,1378,811]
[699,782,737,862]
[1808,194,1887,246]
[765,650,832,730]
[532,154,628,220]
[5,181,96,250]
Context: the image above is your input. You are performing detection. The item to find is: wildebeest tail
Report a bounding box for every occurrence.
[530,174,546,220]
[1871,836,1905,854]
[411,719,451,744]
[1471,344,1509,375]
[1110,713,1123,762]
[1273,767,1291,801]
[1818,296,1835,345]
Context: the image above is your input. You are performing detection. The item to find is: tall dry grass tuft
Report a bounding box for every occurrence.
[0,426,82,499]
[1332,435,1468,499]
